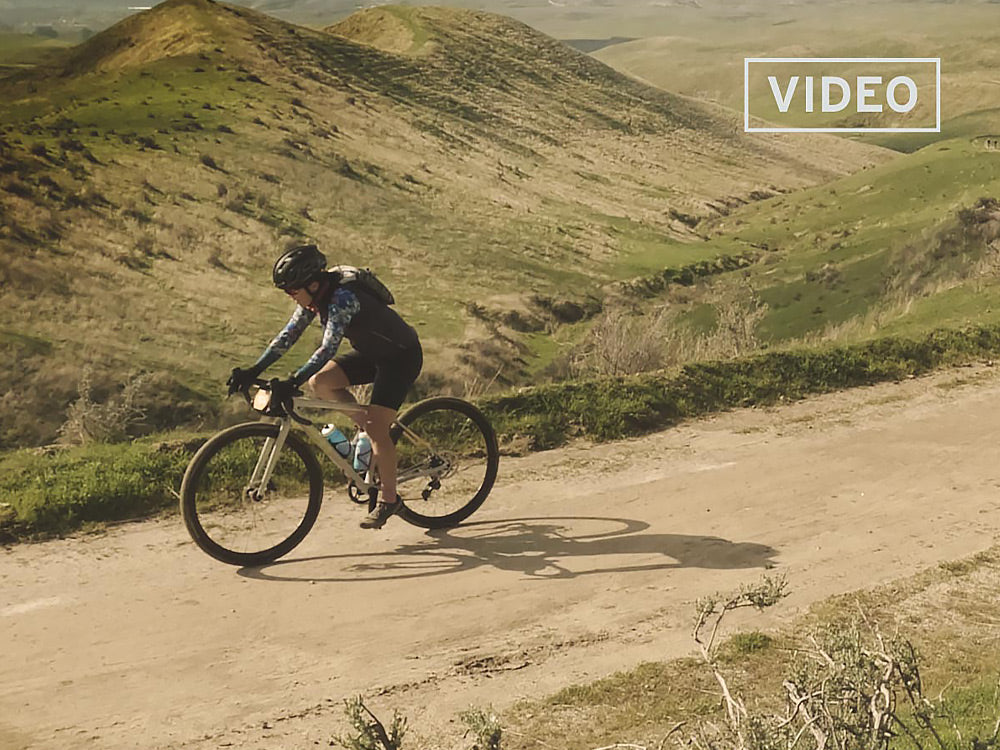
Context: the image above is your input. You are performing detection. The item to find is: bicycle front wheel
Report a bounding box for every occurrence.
[180,422,323,566]
[392,397,499,529]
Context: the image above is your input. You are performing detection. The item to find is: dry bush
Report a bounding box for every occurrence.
[462,366,505,399]
[882,197,1000,305]
[175,225,201,252]
[571,306,672,377]
[678,576,989,750]
[568,282,767,379]
[58,367,149,445]
[700,281,769,360]
[460,706,503,749]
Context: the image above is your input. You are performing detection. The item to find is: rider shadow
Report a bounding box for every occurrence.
[238,516,779,583]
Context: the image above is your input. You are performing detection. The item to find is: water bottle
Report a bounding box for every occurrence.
[321,424,352,459]
[353,432,372,474]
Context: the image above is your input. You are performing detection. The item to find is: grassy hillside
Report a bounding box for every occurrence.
[536,136,1000,385]
[677,138,1000,344]
[0,0,886,449]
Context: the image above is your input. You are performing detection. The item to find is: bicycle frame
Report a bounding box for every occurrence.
[247,391,440,500]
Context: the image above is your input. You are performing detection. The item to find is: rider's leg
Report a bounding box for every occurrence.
[363,404,399,505]
[308,360,367,428]
[360,347,421,527]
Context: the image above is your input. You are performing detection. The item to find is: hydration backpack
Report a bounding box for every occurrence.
[329,265,395,305]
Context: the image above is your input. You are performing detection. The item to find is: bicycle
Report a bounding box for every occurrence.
[180,378,500,566]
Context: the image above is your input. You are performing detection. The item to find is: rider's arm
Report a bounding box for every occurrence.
[252,306,316,373]
[290,287,361,385]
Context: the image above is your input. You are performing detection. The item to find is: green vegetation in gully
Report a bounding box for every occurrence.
[641,138,1000,346]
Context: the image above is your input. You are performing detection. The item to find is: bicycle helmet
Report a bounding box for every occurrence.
[272,244,327,289]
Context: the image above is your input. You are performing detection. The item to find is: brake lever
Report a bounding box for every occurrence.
[286,405,313,427]
[281,390,313,426]
[271,380,313,427]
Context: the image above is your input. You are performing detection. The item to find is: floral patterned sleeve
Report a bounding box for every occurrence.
[253,305,316,373]
[291,287,361,384]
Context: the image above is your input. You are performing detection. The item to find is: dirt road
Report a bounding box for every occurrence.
[2,364,999,750]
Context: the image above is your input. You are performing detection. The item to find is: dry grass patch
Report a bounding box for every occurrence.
[500,550,1000,750]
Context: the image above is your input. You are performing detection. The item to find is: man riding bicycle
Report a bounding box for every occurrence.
[227,244,422,529]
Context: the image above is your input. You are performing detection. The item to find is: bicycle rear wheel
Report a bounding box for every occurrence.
[180,422,323,566]
[391,397,499,529]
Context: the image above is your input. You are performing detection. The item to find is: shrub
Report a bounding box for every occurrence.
[59,368,149,445]
[686,576,977,750]
[460,707,503,750]
[59,138,85,152]
[3,180,33,198]
[333,696,406,750]
[571,306,671,377]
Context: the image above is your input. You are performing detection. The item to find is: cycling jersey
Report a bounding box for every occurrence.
[253,277,419,387]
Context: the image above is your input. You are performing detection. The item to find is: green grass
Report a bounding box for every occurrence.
[0,33,71,68]
[3,55,277,139]
[636,139,1000,347]
[0,435,197,542]
[480,323,1000,450]
[382,6,433,54]
[717,630,773,661]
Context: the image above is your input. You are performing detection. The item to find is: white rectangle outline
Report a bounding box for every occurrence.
[743,57,941,133]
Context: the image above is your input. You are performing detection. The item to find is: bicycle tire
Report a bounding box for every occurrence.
[180,422,324,566]
[391,397,499,529]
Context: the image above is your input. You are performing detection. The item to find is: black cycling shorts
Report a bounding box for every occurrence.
[334,343,422,411]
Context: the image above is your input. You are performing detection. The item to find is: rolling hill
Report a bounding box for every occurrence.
[0,0,888,448]
[592,0,1000,151]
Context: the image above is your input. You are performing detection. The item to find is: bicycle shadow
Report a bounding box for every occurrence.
[238,516,778,583]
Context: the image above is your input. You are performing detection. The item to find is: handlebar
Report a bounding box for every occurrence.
[240,378,313,426]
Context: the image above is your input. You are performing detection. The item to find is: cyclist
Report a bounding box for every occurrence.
[227,244,422,529]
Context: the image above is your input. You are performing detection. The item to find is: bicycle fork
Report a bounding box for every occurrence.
[246,418,291,501]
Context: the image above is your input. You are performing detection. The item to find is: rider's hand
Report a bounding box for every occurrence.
[226,367,259,396]
[268,376,301,405]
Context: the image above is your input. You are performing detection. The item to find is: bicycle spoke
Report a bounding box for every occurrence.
[181,423,323,566]
[391,398,498,527]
